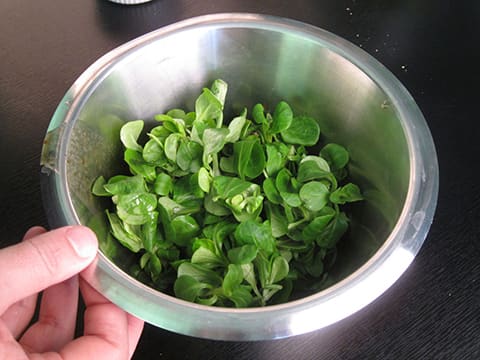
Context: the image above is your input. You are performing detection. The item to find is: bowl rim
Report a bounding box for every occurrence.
[41,13,439,340]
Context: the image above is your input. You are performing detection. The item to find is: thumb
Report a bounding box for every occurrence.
[0,226,98,313]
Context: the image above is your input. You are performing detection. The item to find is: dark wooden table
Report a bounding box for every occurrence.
[1,1,478,359]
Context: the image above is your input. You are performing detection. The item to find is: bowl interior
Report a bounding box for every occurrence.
[66,24,409,287]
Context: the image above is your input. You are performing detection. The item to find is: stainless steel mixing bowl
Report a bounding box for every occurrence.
[40,13,438,340]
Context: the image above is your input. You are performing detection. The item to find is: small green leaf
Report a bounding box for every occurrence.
[228,286,253,308]
[281,116,320,146]
[190,120,210,144]
[241,263,260,296]
[206,221,237,253]
[91,176,110,196]
[177,262,223,286]
[171,215,200,246]
[300,155,331,172]
[262,177,282,204]
[142,211,159,252]
[299,181,330,212]
[164,133,182,162]
[116,192,157,225]
[195,87,223,125]
[198,167,211,193]
[174,275,212,302]
[302,207,336,242]
[320,143,349,171]
[316,212,349,248]
[156,196,177,241]
[212,176,252,199]
[124,149,156,183]
[233,138,266,180]
[223,264,244,296]
[219,155,235,174]
[120,120,144,152]
[234,220,275,254]
[265,142,289,177]
[254,253,270,289]
[210,79,228,107]
[153,173,173,196]
[204,193,231,216]
[107,175,128,184]
[106,211,143,252]
[147,253,162,280]
[162,116,186,136]
[191,246,225,268]
[173,173,204,203]
[252,103,267,124]
[225,108,247,143]
[203,214,223,226]
[143,137,166,164]
[305,251,324,277]
[280,192,302,207]
[149,124,171,138]
[140,252,151,269]
[297,158,336,188]
[270,255,289,284]
[192,238,217,253]
[104,174,147,195]
[176,140,203,173]
[264,202,288,237]
[270,101,293,134]
[202,127,228,167]
[275,168,301,207]
[213,177,264,222]
[275,168,291,193]
[330,183,363,204]
[166,108,186,120]
[228,245,258,264]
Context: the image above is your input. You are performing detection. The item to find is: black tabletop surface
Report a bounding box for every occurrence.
[1,1,478,359]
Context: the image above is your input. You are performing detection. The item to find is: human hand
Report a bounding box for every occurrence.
[0,226,144,359]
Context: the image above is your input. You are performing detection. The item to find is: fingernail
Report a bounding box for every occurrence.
[66,226,98,258]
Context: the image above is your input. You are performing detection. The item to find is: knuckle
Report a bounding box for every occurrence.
[39,314,67,333]
[25,238,61,277]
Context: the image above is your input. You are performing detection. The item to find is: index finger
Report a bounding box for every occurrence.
[59,278,143,359]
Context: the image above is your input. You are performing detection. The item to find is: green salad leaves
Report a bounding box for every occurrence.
[92,79,363,307]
